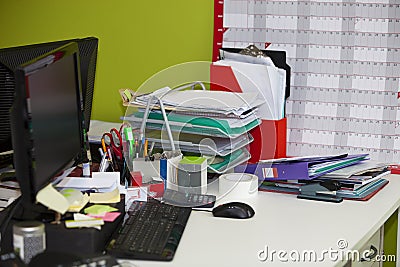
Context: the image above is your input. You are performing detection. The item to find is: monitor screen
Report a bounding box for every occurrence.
[11,42,84,217]
[26,52,82,187]
[0,37,98,154]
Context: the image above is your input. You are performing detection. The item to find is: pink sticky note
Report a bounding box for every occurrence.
[88,212,121,222]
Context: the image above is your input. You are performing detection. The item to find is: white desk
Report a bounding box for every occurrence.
[122,174,400,267]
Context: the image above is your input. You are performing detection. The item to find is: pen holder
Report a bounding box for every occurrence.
[165,153,183,191]
[177,156,208,194]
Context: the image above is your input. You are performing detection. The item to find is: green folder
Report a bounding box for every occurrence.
[127,111,260,138]
[210,149,243,169]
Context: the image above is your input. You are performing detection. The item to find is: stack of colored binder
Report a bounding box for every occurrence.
[121,86,262,173]
[235,154,390,201]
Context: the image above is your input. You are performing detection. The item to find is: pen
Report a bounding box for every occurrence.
[98,147,104,157]
[144,139,149,161]
[99,152,108,172]
[149,141,155,156]
[135,137,139,158]
[106,147,116,171]
[139,137,145,158]
[101,138,107,154]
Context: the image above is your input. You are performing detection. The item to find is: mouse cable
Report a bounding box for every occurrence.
[192,208,213,212]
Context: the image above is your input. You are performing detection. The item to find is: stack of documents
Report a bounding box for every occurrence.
[122,87,261,173]
[236,153,390,201]
[132,87,264,118]
[315,161,390,190]
[260,178,388,201]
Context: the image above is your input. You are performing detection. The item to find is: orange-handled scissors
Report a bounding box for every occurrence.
[101,128,123,162]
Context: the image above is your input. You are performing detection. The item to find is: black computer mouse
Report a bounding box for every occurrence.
[212,202,255,219]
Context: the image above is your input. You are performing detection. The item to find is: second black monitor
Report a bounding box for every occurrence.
[0,37,98,153]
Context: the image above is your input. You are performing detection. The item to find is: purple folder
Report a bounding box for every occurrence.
[234,154,369,180]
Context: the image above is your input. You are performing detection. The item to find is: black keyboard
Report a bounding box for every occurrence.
[106,200,191,261]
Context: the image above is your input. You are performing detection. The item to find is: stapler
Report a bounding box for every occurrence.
[297,181,343,203]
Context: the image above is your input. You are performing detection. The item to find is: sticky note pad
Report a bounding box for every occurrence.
[65,218,104,228]
[89,188,120,204]
[123,89,133,101]
[84,204,118,215]
[88,212,121,222]
[36,184,69,214]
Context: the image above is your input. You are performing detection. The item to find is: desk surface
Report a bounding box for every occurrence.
[122,174,400,267]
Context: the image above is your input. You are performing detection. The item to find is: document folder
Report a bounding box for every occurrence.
[208,148,250,174]
[123,111,261,138]
[234,154,369,180]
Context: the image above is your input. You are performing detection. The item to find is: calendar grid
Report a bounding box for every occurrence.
[220,0,400,162]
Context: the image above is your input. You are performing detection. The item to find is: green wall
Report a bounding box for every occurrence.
[0,0,214,122]
[384,211,397,267]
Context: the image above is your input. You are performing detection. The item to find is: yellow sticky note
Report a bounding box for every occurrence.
[89,188,120,204]
[65,218,104,228]
[123,89,133,102]
[68,194,90,213]
[84,204,118,215]
[36,184,69,214]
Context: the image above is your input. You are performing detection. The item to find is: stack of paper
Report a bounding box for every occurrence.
[132,87,264,117]
[315,161,390,189]
[55,172,119,193]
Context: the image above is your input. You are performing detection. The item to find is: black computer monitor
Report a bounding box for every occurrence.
[0,37,98,154]
[10,42,85,219]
